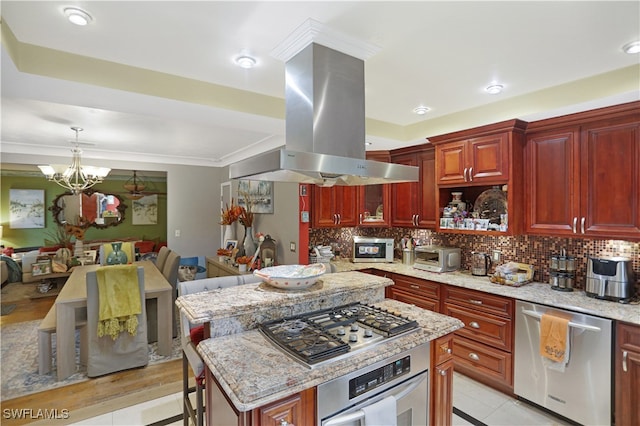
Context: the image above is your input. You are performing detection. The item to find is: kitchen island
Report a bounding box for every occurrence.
[176,270,464,425]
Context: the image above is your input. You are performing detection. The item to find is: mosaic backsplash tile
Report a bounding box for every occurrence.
[309,227,639,291]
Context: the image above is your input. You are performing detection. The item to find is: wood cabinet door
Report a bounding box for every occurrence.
[467,133,509,183]
[616,322,640,426]
[311,186,358,227]
[390,153,419,227]
[358,184,390,226]
[253,388,315,426]
[335,186,358,227]
[436,140,467,185]
[525,128,580,235]
[431,357,454,426]
[580,118,640,239]
[417,148,437,228]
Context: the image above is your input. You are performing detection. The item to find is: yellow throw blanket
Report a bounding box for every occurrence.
[539,312,571,363]
[96,265,141,340]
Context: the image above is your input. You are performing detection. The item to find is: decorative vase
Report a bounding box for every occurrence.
[74,239,84,258]
[223,224,236,245]
[242,226,257,258]
[106,242,128,265]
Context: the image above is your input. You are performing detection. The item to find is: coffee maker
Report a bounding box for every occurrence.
[471,252,491,276]
[585,257,636,303]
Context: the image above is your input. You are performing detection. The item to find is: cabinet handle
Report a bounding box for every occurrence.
[469,166,474,182]
[581,217,585,234]
[280,420,294,426]
[468,352,480,361]
[410,285,420,289]
[447,348,452,354]
[463,167,468,182]
[469,321,480,329]
[572,217,577,233]
[438,368,447,376]
[468,299,483,305]
[415,214,420,226]
[623,350,628,372]
[359,213,363,225]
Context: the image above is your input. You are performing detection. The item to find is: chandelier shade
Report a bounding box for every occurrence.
[38,127,111,195]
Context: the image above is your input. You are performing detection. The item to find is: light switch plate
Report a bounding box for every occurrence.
[301,211,309,222]
[492,250,501,262]
[290,242,296,252]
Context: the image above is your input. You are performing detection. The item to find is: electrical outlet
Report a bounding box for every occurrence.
[492,250,501,262]
[301,211,309,223]
[175,229,181,237]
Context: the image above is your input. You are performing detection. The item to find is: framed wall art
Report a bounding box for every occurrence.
[238,180,273,214]
[132,195,158,225]
[9,189,45,229]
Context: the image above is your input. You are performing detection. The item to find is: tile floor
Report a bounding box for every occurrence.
[73,372,575,426]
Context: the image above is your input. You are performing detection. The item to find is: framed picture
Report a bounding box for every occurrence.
[9,189,45,229]
[238,180,273,214]
[31,261,52,276]
[132,195,158,225]
[224,240,238,252]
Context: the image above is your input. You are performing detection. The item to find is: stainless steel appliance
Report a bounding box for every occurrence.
[514,301,612,426]
[259,303,428,425]
[470,251,491,276]
[585,257,636,303]
[352,237,394,263]
[413,246,461,273]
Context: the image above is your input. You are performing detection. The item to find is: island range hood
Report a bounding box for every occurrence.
[229,42,418,186]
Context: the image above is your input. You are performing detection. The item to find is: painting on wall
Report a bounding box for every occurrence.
[238,180,274,214]
[132,195,158,225]
[9,189,45,229]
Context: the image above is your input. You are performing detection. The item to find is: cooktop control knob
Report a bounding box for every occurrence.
[349,333,358,342]
[364,329,373,337]
[350,323,359,332]
[336,326,346,336]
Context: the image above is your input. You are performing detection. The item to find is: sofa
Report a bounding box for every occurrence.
[1,260,8,285]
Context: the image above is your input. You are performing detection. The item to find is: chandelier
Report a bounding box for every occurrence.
[38,127,111,195]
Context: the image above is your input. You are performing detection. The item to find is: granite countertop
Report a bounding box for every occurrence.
[332,260,640,325]
[197,299,464,411]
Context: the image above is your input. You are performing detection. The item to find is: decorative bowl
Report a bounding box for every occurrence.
[254,264,326,290]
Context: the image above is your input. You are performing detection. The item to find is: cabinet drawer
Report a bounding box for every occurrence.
[444,286,513,317]
[444,305,512,351]
[432,333,454,366]
[389,288,439,313]
[393,274,440,300]
[452,335,513,389]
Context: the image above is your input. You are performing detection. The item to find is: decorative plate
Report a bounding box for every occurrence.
[473,187,507,224]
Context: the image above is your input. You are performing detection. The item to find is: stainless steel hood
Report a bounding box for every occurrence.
[229,43,418,186]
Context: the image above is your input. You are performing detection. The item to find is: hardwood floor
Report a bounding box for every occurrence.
[1,283,183,425]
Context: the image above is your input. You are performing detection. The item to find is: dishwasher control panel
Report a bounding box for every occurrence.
[349,355,410,398]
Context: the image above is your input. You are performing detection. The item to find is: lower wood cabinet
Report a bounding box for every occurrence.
[615,321,640,426]
[443,285,514,394]
[386,273,441,312]
[252,388,316,426]
[431,334,454,426]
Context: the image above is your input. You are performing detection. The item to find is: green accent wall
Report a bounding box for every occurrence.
[1,174,167,249]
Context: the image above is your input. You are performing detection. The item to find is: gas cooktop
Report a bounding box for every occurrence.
[259,303,419,366]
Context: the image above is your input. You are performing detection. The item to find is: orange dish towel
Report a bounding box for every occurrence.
[539,312,571,367]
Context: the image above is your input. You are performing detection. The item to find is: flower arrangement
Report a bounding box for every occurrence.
[236,256,253,265]
[220,198,243,225]
[238,206,254,227]
[216,248,233,257]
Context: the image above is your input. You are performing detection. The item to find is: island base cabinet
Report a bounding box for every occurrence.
[616,322,640,426]
[206,368,316,426]
[451,335,513,395]
[431,334,454,426]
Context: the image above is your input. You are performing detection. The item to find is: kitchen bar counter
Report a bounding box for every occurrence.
[198,299,464,411]
[332,260,640,325]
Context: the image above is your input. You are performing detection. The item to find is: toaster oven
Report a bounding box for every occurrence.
[352,237,394,263]
[413,246,461,273]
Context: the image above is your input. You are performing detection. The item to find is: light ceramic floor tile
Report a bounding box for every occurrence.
[112,393,182,426]
[454,373,510,410]
[453,390,496,421]
[483,399,574,426]
[453,413,476,426]
[68,412,113,426]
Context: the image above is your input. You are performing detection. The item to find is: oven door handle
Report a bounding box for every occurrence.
[323,372,428,426]
[521,309,602,332]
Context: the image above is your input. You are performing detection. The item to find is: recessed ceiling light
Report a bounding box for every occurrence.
[485,84,504,95]
[622,41,640,54]
[64,7,92,26]
[413,106,430,115]
[235,56,257,69]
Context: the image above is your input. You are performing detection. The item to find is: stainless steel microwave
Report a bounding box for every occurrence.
[352,237,394,263]
[414,246,461,272]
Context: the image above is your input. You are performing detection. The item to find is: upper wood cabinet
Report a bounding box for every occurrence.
[311,185,358,227]
[430,119,527,236]
[435,133,509,185]
[357,151,391,227]
[525,101,640,240]
[389,146,436,229]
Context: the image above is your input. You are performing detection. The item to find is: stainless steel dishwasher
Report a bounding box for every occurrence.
[514,300,612,426]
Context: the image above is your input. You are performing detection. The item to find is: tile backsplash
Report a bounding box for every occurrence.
[309,227,639,292]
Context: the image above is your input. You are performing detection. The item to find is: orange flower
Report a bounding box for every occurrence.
[220,198,243,225]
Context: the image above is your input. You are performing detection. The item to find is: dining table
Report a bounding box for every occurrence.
[55,260,173,380]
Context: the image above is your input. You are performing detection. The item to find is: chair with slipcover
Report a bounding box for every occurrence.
[177,274,263,426]
[148,250,181,342]
[155,246,171,272]
[85,265,148,377]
